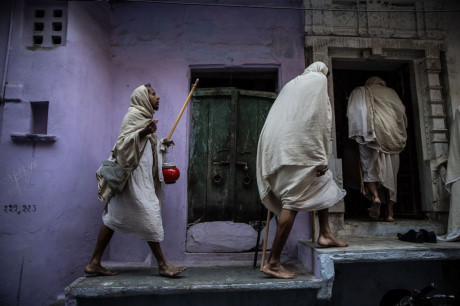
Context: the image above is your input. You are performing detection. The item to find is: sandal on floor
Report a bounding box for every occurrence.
[368,200,381,219]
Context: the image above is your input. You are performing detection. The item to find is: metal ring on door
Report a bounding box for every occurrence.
[243,174,251,186]
[213,172,223,184]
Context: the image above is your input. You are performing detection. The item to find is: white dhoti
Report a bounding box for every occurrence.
[103,143,164,242]
[267,166,345,213]
[358,144,400,202]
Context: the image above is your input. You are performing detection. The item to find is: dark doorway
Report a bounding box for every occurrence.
[332,60,421,219]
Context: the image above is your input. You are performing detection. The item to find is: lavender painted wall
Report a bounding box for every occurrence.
[0,1,113,305]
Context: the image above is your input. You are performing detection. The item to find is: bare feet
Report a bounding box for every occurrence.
[84,263,118,277]
[368,200,381,219]
[317,233,349,247]
[159,263,187,277]
[262,263,297,279]
[385,217,395,222]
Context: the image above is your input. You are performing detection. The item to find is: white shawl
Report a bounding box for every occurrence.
[256,62,331,200]
[446,106,460,190]
[347,77,407,154]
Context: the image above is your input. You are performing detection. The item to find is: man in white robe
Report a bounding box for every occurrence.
[347,77,407,221]
[256,62,348,279]
[85,84,186,277]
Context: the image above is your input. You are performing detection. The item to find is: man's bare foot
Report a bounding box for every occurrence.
[261,263,297,279]
[159,263,187,277]
[317,233,349,247]
[385,216,395,222]
[84,263,118,276]
[368,200,381,219]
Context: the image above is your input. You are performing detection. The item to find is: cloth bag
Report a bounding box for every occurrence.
[96,160,130,193]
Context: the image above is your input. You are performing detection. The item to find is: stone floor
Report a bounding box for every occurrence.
[65,237,460,305]
[65,261,323,306]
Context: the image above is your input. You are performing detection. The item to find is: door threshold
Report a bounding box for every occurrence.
[336,218,447,238]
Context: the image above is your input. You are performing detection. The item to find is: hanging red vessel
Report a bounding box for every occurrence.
[162,162,180,184]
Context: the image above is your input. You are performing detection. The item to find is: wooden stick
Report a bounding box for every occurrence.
[260,210,271,271]
[167,79,199,141]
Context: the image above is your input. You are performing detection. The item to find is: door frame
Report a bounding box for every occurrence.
[305,35,449,215]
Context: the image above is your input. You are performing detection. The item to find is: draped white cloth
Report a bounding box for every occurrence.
[256,62,345,216]
[358,144,400,202]
[103,143,164,241]
[347,77,407,202]
[445,106,460,234]
[101,85,164,241]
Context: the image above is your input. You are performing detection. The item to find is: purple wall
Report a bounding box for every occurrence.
[0,1,307,304]
[0,2,113,305]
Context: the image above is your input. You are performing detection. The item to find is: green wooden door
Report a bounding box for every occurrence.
[188,88,276,224]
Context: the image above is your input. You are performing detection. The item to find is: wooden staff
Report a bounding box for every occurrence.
[260,210,271,271]
[167,79,199,141]
[311,211,316,243]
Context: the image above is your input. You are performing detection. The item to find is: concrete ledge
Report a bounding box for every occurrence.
[11,133,56,143]
[65,263,323,305]
[298,237,460,300]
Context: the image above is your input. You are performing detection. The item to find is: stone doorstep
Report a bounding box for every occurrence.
[297,236,460,300]
[64,262,324,305]
[335,219,447,238]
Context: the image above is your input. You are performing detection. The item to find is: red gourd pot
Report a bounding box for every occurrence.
[162,162,180,184]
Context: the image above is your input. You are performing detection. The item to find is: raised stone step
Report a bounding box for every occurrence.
[333,219,446,238]
[65,261,323,306]
[297,236,460,300]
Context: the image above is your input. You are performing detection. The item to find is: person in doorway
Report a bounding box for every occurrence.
[347,76,407,221]
[256,62,348,279]
[85,84,186,277]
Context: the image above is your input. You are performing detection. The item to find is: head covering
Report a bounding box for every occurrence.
[365,76,386,87]
[257,61,332,197]
[112,85,157,169]
[130,85,154,118]
[302,61,329,76]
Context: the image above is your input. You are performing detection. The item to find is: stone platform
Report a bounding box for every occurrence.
[65,261,323,306]
[298,236,460,300]
[65,237,460,305]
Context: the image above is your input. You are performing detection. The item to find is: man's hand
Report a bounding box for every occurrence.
[162,139,175,147]
[140,119,158,138]
[316,165,328,177]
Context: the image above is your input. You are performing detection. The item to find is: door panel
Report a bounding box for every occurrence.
[235,90,274,223]
[206,91,233,221]
[188,88,276,225]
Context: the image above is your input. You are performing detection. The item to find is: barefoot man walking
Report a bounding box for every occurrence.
[85,84,186,277]
[256,62,348,279]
